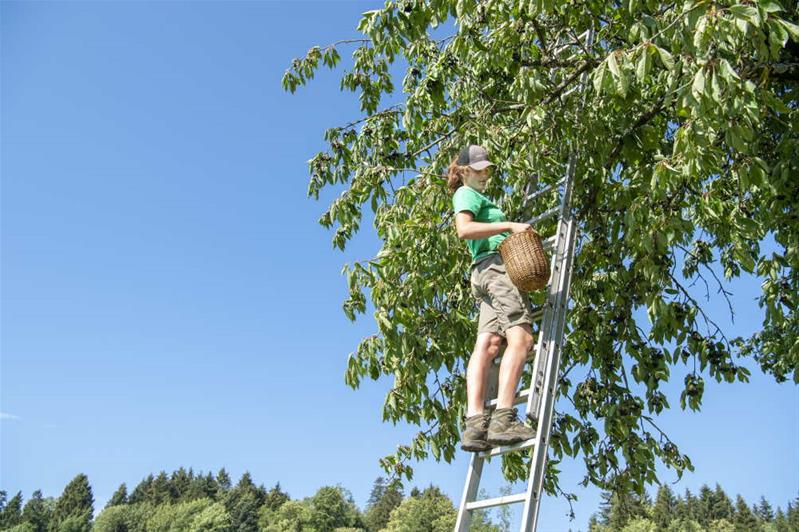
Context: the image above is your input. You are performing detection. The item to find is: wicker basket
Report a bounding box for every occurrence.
[497,227,551,291]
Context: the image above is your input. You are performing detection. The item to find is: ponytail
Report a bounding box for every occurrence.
[447,156,469,194]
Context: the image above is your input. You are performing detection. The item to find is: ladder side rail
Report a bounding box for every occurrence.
[525,142,575,422]
[455,452,485,531]
[518,146,577,530]
[521,207,579,531]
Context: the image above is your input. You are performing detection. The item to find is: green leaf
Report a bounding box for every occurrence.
[593,61,607,94]
[691,68,706,101]
[693,15,708,50]
[778,18,799,41]
[760,0,783,12]
[636,46,651,80]
[729,4,760,26]
[655,46,674,70]
[719,58,741,82]
[734,244,756,273]
[607,52,622,79]
[710,67,723,102]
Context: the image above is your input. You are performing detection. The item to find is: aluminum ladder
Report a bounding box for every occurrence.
[454,27,595,532]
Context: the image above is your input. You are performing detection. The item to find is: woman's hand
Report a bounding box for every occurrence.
[508,222,531,234]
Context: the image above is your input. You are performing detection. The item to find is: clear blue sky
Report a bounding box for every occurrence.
[2,2,796,530]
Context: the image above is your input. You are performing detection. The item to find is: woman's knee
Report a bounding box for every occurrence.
[487,334,504,356]
[506,323,534,351]
[475,332,504,358]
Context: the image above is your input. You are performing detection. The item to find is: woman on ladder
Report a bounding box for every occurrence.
[448,144,537,452]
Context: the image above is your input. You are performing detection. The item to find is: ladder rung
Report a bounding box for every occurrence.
[484,387,531,409]
[465,492,528,511]
[542,234,556,253]
[525,177,565,203]
[477,437,536,459]
[526,206,559,226]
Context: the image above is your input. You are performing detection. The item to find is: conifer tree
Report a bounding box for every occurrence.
[263,482,290,512]
[653,485,677,530]
[366,477,387,508]
[49,474,93,532]
[755,495,774,522]
[106,484,128,508]
[774,508,789,531]
[606,490,651,530]
[597,491,613,524]
[183,471,213,501]
[698,484,714,526]
[787,498,799,531]
[128,473,154,505]
[22,490,52,532]
[216,468,232,492]
[364,476,404,532]
[223,471,266,532]
[710,484,735,522]
[680,488,699,523]
[420,484,447,499]
[0,491,23,528]
[149,471,174,506]
[733,494,759,531]
[170,467,192,501]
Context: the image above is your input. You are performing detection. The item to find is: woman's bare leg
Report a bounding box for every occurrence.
[466,332,504,417]
[496,323,535,410]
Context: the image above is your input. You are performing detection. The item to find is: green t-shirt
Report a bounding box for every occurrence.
[452,185,510,264]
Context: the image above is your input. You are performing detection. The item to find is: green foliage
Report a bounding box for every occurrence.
[383,486,457,532]
[756,496,776,522]
[3,524,36,532]
[49,474,93,532]
[92,504,132,532]
[257,484,366,532]
[621,517,658,532]
[1,492,24,529]
[146,498,214,531]
[652,485,677,529]
[363,477,404,531]
[262,483,290,513]
[707,518,735,532]
[306,485,365,531]
[105,485,127,509]
[285,0,799,495]
[21,491,53,532]
[589,484,798,531]
[258,500,313,532]
[189,502,230,532]
[222,472,267,532]
[93,502,156,532]
[52,510,91,532]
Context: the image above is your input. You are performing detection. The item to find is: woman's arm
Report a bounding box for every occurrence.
[455,211,528,239]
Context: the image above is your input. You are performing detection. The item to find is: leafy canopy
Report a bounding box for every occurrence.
[283,0,799,497]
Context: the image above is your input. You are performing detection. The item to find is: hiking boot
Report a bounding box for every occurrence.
[487,407,536,446]
[460,411,492,452]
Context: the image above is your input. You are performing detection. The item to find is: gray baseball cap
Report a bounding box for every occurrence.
[457,144,495,170]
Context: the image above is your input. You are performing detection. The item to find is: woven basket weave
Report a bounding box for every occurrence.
[497,227,551,291]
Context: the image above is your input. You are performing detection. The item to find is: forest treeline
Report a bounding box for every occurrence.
[0,467,797,531]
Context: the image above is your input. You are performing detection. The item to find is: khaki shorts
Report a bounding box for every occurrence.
[470,253,534,338]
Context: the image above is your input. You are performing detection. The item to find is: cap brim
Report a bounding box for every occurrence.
[469,161,494,170]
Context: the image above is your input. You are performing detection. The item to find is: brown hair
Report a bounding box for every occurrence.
[447,156,469,193]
